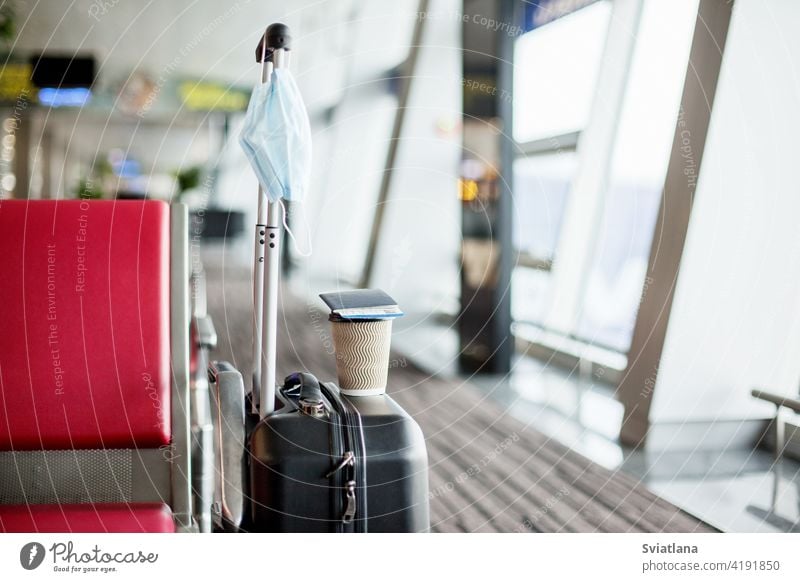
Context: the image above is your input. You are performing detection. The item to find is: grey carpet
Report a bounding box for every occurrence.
[204,263,714,533]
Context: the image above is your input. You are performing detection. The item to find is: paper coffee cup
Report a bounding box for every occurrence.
[330,319,392,396]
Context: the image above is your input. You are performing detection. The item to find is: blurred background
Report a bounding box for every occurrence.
[2,0,800,533]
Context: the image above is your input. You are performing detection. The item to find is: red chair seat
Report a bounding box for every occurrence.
[0,200,171,450]
[0,503,175,533]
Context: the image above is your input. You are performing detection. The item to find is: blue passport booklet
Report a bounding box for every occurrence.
[319,289,404,320]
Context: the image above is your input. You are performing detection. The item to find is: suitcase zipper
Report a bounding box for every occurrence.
[337,392,368,533]
[325,451,354,477]
[321,383,366,532]
[327,404,347,533]
[343,480,357,524]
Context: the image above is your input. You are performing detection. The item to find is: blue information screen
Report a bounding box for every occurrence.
[523,0,602,32]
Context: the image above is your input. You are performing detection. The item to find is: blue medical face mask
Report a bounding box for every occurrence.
[239,68,312,203]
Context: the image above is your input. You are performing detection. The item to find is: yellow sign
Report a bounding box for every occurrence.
[459,178,479,202]
[0,63,36,103]
[179,81,248,112]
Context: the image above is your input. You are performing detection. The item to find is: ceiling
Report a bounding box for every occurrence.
[9,0,418,113]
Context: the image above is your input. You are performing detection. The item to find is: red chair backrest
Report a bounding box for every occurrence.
[0,200,171,450]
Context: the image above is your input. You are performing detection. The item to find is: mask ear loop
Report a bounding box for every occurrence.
[278,198,313,257]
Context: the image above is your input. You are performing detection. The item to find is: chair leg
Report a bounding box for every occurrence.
[191,344,215,533]
[774,404,786,462]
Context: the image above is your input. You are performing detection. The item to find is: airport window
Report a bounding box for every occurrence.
[511,0,611,326]
[512,152,576,263]
[512,0,701,356]
[512,2,612,144]
[575,0,700,351]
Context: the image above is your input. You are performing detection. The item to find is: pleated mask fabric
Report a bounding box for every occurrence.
[239,68,312,203]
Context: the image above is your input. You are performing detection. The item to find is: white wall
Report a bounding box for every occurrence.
[302,86,396,282]
[653,0,800,422]
[366,0,462,315]
[300,0,462,316]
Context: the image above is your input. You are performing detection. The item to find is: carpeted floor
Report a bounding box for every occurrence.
[204,263,715,533]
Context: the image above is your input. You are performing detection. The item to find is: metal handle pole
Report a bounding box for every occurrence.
[251,57,273,414]
[259,46,288,417]
[248,23,291,418]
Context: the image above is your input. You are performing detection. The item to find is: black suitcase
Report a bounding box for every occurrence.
[248,372,429,532]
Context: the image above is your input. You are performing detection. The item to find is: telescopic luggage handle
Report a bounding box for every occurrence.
[252,23,292,419]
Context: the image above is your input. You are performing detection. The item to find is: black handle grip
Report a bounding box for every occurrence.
[256,23,292,63]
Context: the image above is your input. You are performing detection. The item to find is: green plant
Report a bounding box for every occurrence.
[75,177,103,200]
[0,5,16,44]
[174,166,203,201]
[95,157,114,179]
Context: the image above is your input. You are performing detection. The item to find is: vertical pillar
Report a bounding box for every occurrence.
[492,0,516,375]
[617,0,734,446]
[458,0,517,374]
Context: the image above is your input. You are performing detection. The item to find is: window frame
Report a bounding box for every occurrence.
[511,0,647,367]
